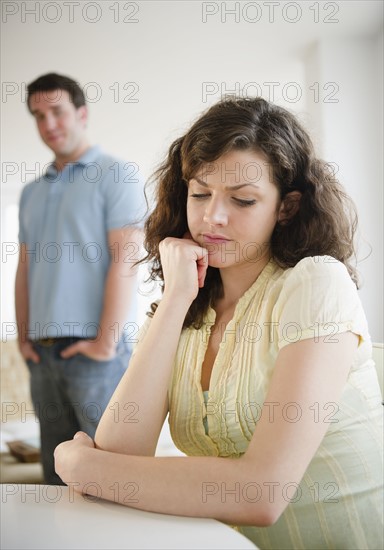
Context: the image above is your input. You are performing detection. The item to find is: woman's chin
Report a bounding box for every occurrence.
[207,255,236,269]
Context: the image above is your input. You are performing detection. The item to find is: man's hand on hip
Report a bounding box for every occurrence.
[19,340,40,363]
[60,340,116,361]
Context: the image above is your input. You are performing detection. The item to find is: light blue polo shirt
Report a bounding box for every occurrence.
[18,146,147,343]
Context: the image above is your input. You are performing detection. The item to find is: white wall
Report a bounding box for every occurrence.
[1,1,383,340]
[304,33,383,341]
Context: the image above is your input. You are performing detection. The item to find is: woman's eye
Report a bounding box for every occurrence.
[233,198,257,207]
[190,193,210,199]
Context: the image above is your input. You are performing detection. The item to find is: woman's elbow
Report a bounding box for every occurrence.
[240,501,285,527]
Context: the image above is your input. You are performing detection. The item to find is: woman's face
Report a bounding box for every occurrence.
[187,148,281,271]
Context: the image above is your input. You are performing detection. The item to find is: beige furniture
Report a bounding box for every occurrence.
[0,341,43,483]
[372,342,384,399]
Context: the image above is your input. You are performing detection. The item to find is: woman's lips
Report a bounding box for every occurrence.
[202,234,231,245]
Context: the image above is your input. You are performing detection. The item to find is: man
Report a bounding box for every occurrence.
[15,73,146,484]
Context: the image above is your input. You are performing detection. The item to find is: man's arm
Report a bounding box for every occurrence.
[61,226,143,360]
[98,226,144,353]
[15,243,39,362]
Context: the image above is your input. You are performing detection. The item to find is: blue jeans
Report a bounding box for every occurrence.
[26,337,131,485]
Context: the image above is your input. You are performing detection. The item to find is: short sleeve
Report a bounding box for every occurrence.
[271,256,369,350]
[101,158,147,230]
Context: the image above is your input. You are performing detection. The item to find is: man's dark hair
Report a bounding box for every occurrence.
[27,73,86,112]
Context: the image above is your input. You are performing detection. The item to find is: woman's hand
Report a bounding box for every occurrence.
[159,236,208,304]
[54,432,95,490]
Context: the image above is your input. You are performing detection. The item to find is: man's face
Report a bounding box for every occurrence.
[29,89,87,158]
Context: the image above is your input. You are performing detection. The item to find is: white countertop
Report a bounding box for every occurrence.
[1,484,258,550]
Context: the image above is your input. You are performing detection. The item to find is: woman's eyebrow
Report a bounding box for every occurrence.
[192,176,259,190]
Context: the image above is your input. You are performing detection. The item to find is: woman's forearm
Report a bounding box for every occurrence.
[60,444,273,527]
[95,295,190,456]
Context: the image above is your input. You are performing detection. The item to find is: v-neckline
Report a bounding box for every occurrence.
[199,258,276,395]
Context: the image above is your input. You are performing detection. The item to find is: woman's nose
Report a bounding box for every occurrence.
[203,197,228,226]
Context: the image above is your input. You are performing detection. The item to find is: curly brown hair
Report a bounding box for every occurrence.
[143,97,358,328]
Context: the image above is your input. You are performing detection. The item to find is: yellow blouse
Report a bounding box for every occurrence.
[141,257,383,549]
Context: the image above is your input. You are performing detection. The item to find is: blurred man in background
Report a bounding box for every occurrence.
[15,73,145,484]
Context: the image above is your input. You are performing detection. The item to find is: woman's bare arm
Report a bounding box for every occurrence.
[56,332,357,526]
[94,237,208,456]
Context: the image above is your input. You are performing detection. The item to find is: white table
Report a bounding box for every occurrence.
[1,484,258,549]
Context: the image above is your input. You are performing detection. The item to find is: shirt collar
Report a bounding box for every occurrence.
[44,145,101,178]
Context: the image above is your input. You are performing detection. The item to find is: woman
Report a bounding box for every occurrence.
[55,97,383,549]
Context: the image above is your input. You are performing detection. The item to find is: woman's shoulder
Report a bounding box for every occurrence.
[270,255,363,320]
[277,255,355,291]
[270,256,369,349]
[291,254,350,275]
